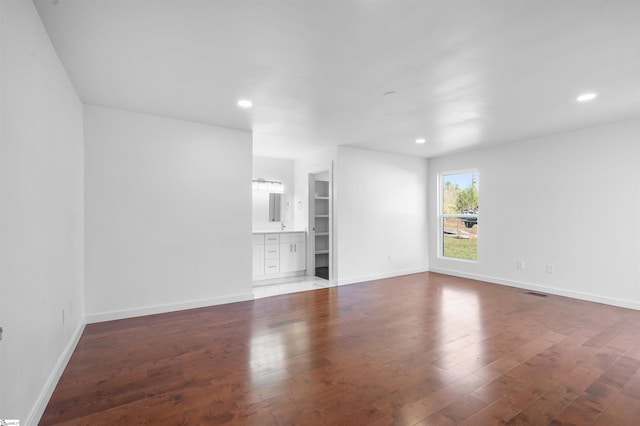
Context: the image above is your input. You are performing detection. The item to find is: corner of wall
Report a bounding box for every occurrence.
[26,319,86,426]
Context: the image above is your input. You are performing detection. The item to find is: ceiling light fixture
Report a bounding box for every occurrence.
[415,138,427,144]
[576,93,597,102]
[237,99,253,108]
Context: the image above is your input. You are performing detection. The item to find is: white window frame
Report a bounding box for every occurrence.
[438,168,479,262]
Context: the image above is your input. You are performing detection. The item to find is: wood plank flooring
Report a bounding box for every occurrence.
[40,272,640,425]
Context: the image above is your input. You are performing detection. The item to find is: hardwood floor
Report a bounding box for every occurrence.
[41,272,640,425]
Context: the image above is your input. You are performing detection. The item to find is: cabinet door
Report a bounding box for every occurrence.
[280,243,293,273]
[252,244,265,278]
[292,242,306,271]
[280,242,306,273]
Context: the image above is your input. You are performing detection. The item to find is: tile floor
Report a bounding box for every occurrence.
[253,276,331,299]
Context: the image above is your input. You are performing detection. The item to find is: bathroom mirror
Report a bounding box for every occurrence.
[269,193,281,222]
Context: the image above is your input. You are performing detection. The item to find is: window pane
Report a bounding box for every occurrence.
[442,172,478,214]
[441,170,479,260]
[442,217,478,260]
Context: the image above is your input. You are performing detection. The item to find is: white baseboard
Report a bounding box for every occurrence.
[27,318,86,426]
[86,292,255,324]
[429,267,640,311]
[337,266,429,287]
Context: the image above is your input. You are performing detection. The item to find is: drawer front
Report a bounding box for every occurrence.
[264,234,280,244]
[252,234,265,245]
[280,232,305,244]
[264,244,280,259]
[265,258,279,274]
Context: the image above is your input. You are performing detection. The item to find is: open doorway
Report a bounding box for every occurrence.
[309,170,332,280]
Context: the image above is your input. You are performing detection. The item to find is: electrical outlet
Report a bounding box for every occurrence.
[517,260,525,270]
[546,264,555,274]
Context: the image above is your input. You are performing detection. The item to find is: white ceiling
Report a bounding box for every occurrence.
[34,0,640,159]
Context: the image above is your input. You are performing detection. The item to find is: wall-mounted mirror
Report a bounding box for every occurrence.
[269,193,281,222]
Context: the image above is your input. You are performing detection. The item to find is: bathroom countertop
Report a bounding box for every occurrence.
[252,229,306,234]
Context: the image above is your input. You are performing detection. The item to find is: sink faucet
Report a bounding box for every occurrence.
[281,222,286,230]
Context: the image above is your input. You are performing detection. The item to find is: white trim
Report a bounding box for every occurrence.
[438,169,479,262]
[307,163,335,281]
[86,292,255,324]
[429,267,640,311]
[28,318,86,426]
[337,266,429,286]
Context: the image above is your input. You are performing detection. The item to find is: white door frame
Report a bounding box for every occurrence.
[307,161,335,283]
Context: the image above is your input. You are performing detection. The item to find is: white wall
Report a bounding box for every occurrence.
[336,146,429,284]
[428,119,640,309]
[252,156,294,231]
[0,1,85,423]
[84,105,253,322]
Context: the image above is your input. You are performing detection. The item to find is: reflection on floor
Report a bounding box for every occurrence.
[253,276,331,299]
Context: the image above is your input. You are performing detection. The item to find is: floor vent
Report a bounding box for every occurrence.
[525,291,548,297]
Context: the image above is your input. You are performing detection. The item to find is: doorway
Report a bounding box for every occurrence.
[309,169,332,280]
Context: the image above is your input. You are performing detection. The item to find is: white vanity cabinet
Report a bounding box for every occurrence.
[279,232,306,273]
[253,231,306,280]
[263,233,280,276]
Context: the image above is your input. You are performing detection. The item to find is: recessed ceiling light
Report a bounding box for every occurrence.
[576,93,597,102]
[237,99,253,108]
[415,138,427,144]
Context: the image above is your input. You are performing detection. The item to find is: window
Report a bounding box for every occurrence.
[440,170,479,260]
